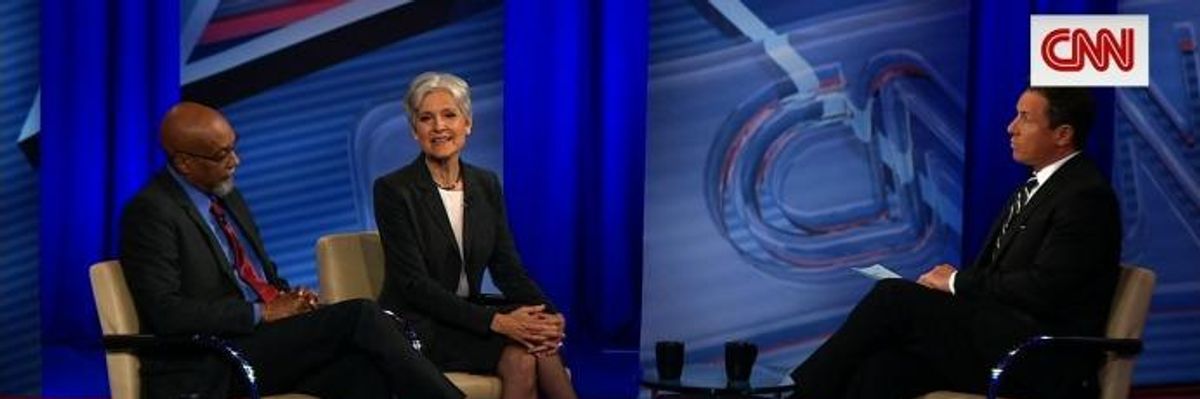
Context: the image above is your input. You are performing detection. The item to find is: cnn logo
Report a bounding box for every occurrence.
[1031,15,1148,87]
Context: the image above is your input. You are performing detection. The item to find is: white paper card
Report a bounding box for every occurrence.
[852,264,902,280]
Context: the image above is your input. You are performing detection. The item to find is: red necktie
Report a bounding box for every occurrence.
[209,197,280,303]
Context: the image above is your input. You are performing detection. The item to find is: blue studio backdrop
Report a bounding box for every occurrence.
[39,0,178,394]
[0,0,42,393]
[5,0,1197,397]
[30,1,646,397]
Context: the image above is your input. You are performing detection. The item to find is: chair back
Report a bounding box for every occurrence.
[316,232,386,303]
[89,260,140,399]
[918,264,1156,399]
[315,231,517,399]
[1098,264,1156,399]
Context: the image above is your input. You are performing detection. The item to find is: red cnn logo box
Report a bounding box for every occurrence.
[1031,15,1149,87]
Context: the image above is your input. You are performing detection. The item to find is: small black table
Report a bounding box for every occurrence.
[640,364,795,398]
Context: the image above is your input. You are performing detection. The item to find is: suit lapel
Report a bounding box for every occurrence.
[224,191,278,282]
[977,194,1011,267]
[162,174,239,283]
[415,158,465,265]
[992,156,1083,261]
[462,166,486,294]
[1010,157,1078,227]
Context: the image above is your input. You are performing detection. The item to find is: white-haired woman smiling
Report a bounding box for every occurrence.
[373,72,577,399]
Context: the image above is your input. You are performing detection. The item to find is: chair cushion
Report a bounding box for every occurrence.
[446,372,502,399]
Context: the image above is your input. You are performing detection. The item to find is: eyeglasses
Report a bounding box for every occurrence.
[176,145,236,164]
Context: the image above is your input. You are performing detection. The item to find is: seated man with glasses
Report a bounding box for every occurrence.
[120,101,464,399]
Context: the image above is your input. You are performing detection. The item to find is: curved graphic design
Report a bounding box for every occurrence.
[705,51,964,281]
[643,0,968,380]
[349,101,411,228]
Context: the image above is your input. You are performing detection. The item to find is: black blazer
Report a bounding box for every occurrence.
[120,169,288,395]
[956,155,1120,355]
[373,156,554,340]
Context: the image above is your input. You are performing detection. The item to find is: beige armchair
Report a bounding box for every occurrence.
[89,260,314,399]
[316,232,503,399]
[920,264,1156,399]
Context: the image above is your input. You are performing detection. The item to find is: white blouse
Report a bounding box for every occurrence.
[437,187,470,297]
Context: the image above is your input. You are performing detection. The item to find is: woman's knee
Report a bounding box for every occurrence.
[498,345,538,379]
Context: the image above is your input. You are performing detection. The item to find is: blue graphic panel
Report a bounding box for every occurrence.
[0,0,41,394]
[643,0,967,378]
[1116,0,1200,385]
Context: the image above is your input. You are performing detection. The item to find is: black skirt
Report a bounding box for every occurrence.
[422,308,510,374]
[426,322,505,373]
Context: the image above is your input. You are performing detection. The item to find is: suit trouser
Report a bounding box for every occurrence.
[789,279,1001,399]
[233,299,464,399]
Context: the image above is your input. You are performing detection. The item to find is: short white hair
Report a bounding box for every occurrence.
[404,72,472,125]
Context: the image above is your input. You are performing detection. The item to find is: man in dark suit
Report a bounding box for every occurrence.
[120,101,464,398]
[789,87,1120,398]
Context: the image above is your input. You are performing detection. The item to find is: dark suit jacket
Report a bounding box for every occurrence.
[120,169,289,396]
[373,156,555,349]
[956,154,1120,389]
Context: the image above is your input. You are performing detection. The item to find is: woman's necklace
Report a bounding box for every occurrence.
[434,173,461,190]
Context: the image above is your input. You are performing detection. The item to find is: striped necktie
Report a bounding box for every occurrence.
[993,176,1040,257]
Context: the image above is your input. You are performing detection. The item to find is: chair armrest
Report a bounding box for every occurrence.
[102,334,207,352]
[986,336,1143,399]
[102,334,265,399]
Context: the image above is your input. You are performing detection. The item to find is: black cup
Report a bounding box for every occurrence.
[724,341,757,383]
[655,341,685,380]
